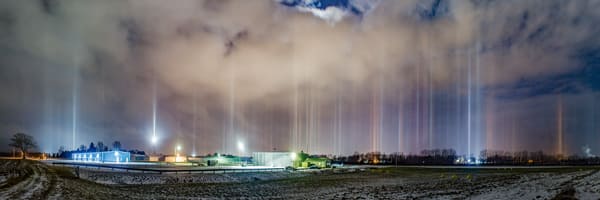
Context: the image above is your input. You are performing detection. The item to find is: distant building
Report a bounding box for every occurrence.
[165,155,187,162]
[300,157,330,168]
[253,152,295,167]
[130,153,148,161]
[72,151,130,163]
[290,151,331,168]
[194,154,246,166]
[148,154,164,162]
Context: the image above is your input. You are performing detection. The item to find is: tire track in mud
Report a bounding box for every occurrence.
[554,170,600,200]
[0,161,58,200]
[0,160,35,198]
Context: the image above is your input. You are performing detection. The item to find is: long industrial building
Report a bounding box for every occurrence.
[72,151,131,163]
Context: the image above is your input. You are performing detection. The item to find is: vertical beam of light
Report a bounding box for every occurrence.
[227,67,236,154]
[379,79,384,152]
[150,65,158,150]
[455,50,462,154]
[338,94,343,155]
[453,30,461,155]
[304,87,310,152]
[428,39,434,150]
[370,84,381,153]
[307,86,314,152]
[290,39,299,152]
[377,47,385,154]
[71,68,78,151]
[292,66,298,152]
[314,91,321,153]
[474,40,482,156]
[557,95,563,156]
[333,88,342,155]
[192,90,197,156]
[71,78,78,150]
[416,57,421,152]
[467,47,472,158]
[332,95,337,155]
[485,94,495,150]
[378,74,384,153]
[152,78,157,144]
[370,87,375,152]
[310,89,314,153]
[397,103,403,153]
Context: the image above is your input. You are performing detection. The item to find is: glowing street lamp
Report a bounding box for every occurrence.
[237,141,245,153]
[150,134,159,155]
[175,144,182,157]
[151,135,158,145]
[173,144,184,162]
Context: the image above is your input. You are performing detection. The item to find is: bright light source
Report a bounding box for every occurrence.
[237,141,245,152]
[114,151,119,156]
[176,145,182,151]
[151,135,158,144]
[290,152,297,160]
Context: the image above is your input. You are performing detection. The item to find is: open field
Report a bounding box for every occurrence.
[1,159,599,199]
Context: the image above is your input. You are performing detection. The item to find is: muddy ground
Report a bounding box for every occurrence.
[1,159,599,199]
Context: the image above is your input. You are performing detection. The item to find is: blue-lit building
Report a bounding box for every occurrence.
[72,151,130,163]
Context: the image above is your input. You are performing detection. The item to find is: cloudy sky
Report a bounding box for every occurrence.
[1,0,599,157]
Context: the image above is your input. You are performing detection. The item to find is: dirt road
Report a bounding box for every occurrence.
[0,159,58,199]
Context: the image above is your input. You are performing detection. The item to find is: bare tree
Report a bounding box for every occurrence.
[9,133,37,159]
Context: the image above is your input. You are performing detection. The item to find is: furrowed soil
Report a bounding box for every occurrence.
[1,159,599,199]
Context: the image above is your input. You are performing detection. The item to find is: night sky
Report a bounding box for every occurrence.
[1,0,599,157]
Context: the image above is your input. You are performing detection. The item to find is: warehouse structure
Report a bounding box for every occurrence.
[253,152,295,167]
[72,151,130,163]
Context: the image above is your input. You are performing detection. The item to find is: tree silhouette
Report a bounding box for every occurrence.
[97,141,104,152]
[8,133,37,159]
[88,142,96,152]
[112,141,121,150]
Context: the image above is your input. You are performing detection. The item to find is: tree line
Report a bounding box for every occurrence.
[331,149,600,165]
